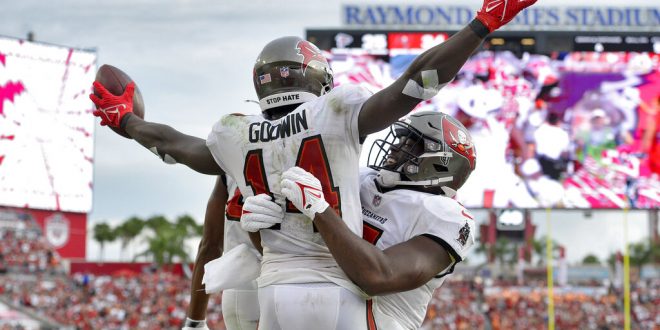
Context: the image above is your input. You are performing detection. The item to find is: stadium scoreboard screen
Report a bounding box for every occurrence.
[308,28,660,210]
[308,29,659,56]
[308,31,453,56]
[0,36,96,213]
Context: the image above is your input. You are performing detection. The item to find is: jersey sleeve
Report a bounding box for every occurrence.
[206,115,247,175]
[413,196,476,276]
[330,84,373,150]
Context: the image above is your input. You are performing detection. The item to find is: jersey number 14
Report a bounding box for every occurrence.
[226,135,341,221]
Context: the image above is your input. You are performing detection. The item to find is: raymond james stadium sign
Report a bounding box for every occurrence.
[343,5,660,31]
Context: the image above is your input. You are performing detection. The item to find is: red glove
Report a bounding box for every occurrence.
[476,0,538,32]
[89,81,135,127]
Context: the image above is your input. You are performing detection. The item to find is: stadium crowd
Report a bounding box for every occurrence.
[2,272,225,329]
[0,217,60,275]
[1,218,659,329]
[0,217,227,329]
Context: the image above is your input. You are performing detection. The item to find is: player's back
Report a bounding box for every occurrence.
[207,84,371,294]
[358,168,475,329]
[223,176,256,253]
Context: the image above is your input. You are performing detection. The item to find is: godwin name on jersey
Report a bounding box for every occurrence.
[206,84,371,295]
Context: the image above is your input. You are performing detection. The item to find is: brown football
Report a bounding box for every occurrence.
[94,64,145,139]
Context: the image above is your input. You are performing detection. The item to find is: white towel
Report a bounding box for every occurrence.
[202,243,261,294]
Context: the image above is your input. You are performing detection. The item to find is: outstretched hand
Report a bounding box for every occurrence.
[476,0,538,32]
[89,81,135,127]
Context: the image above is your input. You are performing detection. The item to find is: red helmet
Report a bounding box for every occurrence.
[253,36,333,117]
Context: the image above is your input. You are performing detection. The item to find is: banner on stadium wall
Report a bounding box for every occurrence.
[0,207,86,259]
[342,5,660,31]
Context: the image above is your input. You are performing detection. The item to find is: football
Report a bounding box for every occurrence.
[94,64,145,138]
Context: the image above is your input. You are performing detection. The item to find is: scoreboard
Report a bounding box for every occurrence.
[308,30,454,56]
[305,28,660,210]
[307,29,659,56]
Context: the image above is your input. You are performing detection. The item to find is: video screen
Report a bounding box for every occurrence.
[0,37,97,213]
[325,33,660,209]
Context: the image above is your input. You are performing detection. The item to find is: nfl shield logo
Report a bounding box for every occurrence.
[280,67,290,78]
[372,195,382,207]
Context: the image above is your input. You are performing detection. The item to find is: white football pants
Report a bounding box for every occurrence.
[222,288,260,330]
[257,283,370,330]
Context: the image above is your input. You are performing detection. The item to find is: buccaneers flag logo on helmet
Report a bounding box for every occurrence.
[296,40,326,76]
[442,116,476,170]
[456,222,470,246]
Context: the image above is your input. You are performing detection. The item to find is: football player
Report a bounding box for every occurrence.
[183,176,260,330]
[242,111,476,329]
[90,1,535,328]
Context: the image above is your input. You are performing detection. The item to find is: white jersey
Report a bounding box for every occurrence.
[223,176,255,253]
[358,169,476,330]
[207,84,371,295]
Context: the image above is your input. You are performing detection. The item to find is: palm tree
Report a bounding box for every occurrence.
[606,251,619,271]
[145,215,169,232]
[473,239,489,260]
[629,241,651,275]
[115,216,145,259]
[651,240,660,264]
[493,238,517,268]
[135,215,200,269]
[606,241,660,274]
[175,214,200,236]
[582,254,601,265]
[93,222,116,261]
[532,238,561,266]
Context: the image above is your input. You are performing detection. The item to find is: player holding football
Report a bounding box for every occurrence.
[241,111,476,329]
[90,1,535,328]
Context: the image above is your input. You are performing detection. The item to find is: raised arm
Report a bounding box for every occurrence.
[276,167,452,296]
[357,0,537,136]
[316,208,451,296]
[185,176,228,328]
[123,115,222,175]
[90,81,223,175]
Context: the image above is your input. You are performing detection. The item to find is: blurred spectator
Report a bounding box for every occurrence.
[532,112,569,180]
[639,96,660,175]
[575,109,617,162]
[421,280,487,330]
[0,216,62,275]
[2,272,225,330]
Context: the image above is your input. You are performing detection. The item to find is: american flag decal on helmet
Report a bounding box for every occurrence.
[259,73,271,84]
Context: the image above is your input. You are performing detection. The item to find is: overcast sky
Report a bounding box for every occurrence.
[2,0,658,264]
